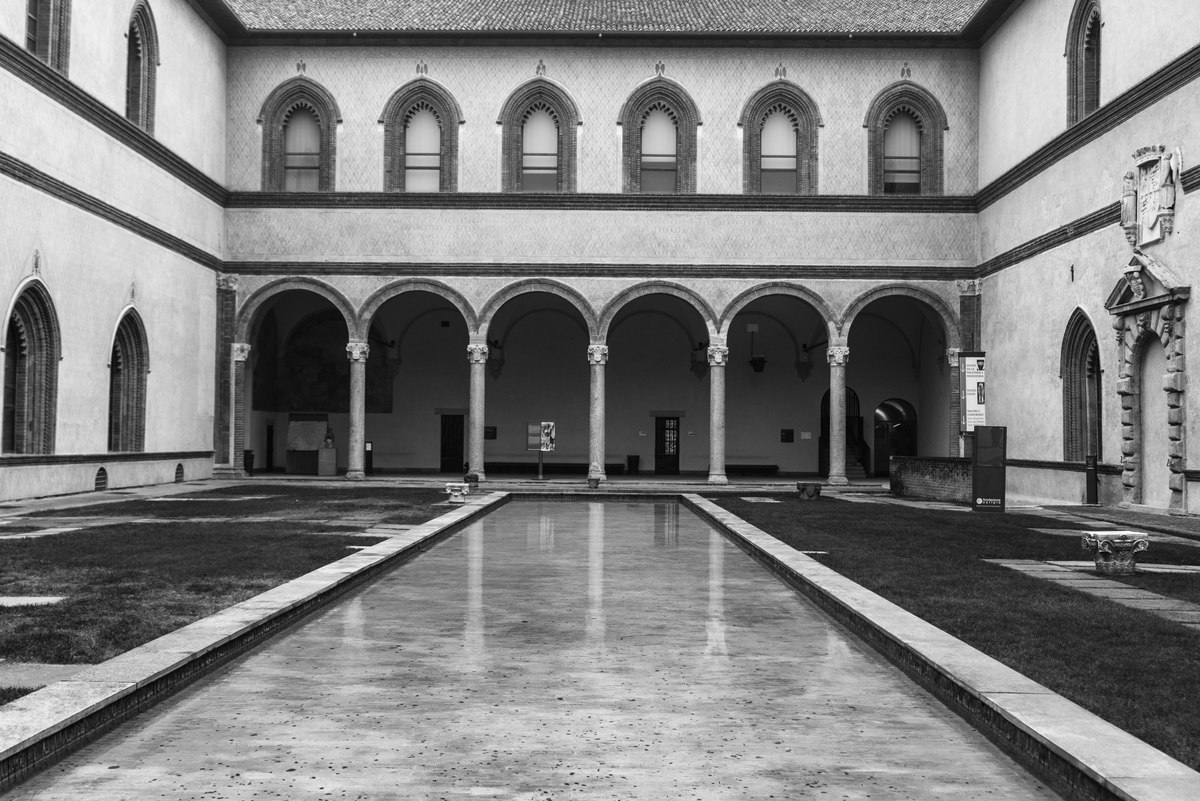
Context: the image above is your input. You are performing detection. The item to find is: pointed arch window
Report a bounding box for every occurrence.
[639,105,678,194]
[403,105,441,192]
[108,311,149,452]
[521,104,560,192]
[3,283,60,454]
[864,81,947,196]
[1067,0,1102,124]
[1062,310,1102,461]
[619,78,701,194]
[760,109,798,194]
[381,78,462,193]
[882,112,921,194]
[25,0,70,74]
[125,2,159,133]
[259,77,341,192]
[740,83,821,195]
[499,79,580,193]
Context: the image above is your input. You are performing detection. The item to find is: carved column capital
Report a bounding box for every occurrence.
[946,347,961,366]
[587,345,609,365]
[216,274,239,292]
[467,344,489,364]
[346,341,370,362]
[955,279,980,296]
[231,343,252,362]
[827,345,850,367]
[708,345,729,366]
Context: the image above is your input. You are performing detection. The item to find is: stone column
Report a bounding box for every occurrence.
[827,345,850,485]
[230,343,251,477]
[588,345,608,482]
[345,340,369,480]
[708,344,729,485]
[467,343,488,481]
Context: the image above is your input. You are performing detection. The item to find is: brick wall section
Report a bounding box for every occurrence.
[890,455,972,503]
[213,280,236,463]
[959,293,980,351]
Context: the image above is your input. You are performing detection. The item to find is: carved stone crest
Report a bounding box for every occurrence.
[1122,146,1181,247]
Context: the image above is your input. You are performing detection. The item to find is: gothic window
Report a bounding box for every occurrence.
[739,83,821,195]
[108,311,149,452]
[380,78,462,192]
[1067,0,1102,124]
[499,79,580,193]
[259,77,341,192]
[1061,309,1102,461]
[3,282,60,454]
[125,2,159,134]
[619,78,700,194]
[24,0,71,74]
[864,81,947,196]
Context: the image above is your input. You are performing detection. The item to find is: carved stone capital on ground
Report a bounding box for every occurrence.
[707,345,729,366]
[1081,531,1149,576]
[231,343,252,362]
[827,345,850,367]
[587,345,609,365]
[346,341,370,362]
[467,344,489,364]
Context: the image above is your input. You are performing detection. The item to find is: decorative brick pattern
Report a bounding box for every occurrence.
[2,280,60,455]
[380,76,463,193]
[258,75,342,191]
[213,279,237,464]
[864,80,948,195]
[1065,0,1102,126]
[125,2,159,136]
[890,455,972,503]
[498,77,581,193]
[617,75,701,194]
[739,80,821,195]
[107,309,149,452]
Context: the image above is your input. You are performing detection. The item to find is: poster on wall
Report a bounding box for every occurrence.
[527,422,556,452]
[960,352,986,432]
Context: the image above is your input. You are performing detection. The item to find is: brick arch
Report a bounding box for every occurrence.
[717,283,835,336]
[738,81,822,195]
[380,77,464,192]
[235,278,356,343]
[258,76,342,191]
[497,78,582,193]
[863,80,948,195]
[108,306,149,452]
[597,281,717,342]
[1066,0,1102,124]
[618,77,702,193]
[2,278,60,454]
[839,284,960,350]
[125,1,159,134]
[358,279,479,339]
[477,279,597,340]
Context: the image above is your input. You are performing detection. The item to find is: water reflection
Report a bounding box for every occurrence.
[705,530,728,659]
[463,525,485,668]
[527,512,556,550]
[653,503,679,547]
[586,502,607,653]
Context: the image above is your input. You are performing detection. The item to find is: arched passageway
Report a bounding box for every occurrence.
[872,398,918,477]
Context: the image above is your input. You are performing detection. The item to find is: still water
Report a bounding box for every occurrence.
[12,500,1056,800]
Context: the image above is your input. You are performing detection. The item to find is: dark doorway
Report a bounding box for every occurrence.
[654,416,680,475]
[265,424,275,472]
[440,414,465,473]
[873,398,918,477]
[819,388,869,478]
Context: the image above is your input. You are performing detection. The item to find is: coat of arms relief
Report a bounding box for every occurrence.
[1120,145,1182,247]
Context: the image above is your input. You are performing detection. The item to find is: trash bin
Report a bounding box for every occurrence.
[627,455,640,475]
[243,450,254,474]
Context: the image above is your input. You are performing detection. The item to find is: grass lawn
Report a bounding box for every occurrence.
[1,485,453,705]
[712,495,1200,771]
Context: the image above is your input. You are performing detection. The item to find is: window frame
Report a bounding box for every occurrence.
[380,77,463,193]
[863,80,948,196]
[1066,0,1102,125]
[125,1,159,134]
[1061,308,1103,462]
[24,0,71,74]
[618,77,701,194]
[108,309,149,453]
[498,78,581,193]
[739,81,821,195]
[2,280,60,455]
[259,76,341,192]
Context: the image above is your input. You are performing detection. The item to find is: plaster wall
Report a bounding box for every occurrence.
[224,208,978,269]
[0,7,24,43]
[62,0,227,182]
[0,68,225,256]
[1,177,217,455]
[979,0,1200,186]
[225,44,978,195]
[0,456,212,502]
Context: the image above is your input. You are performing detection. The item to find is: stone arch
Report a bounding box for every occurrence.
[497,77,582,193]
[839,284,960,350]
[863,80,948,195]
[618,76,702,193]
[125,1,159,134]
[717,283,835,337]
[1066,0,1102,124]
[380,77,464,192]
[738,81,822,195]
[597,281,717,342]
[358,279,479,339]
[477,279,597,340]
[1060,308,1103,461]
[235,277,356,343]
[258,76,342,191]
[2,278,60,454]
[108,306,150,452]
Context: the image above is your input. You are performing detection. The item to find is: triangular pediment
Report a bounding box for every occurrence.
[1105,250,1190,313]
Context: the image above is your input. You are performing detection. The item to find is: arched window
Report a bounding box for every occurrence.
[3,282,60,454]
[125,2,159,133]
[619,77,701,194]
[25,0,71,74]
[740,83,821,195]
[259,76,341,192]
[498,78,580,193]
[108,311,149,452]
[864,81,947,196]
[380,78,462,193]
[1061,309,1102,461]
[1067,0,1102,124]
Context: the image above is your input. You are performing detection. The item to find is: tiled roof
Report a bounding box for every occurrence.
[223,0,989,35]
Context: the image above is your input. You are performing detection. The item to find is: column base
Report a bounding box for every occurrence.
[827,475,850,486]
[212,465,246,479]
[707,473,728,485]
[344,470,366,481]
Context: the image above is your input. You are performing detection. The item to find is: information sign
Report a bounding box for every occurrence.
[972,425,1007,512]
[960,352,986,432]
